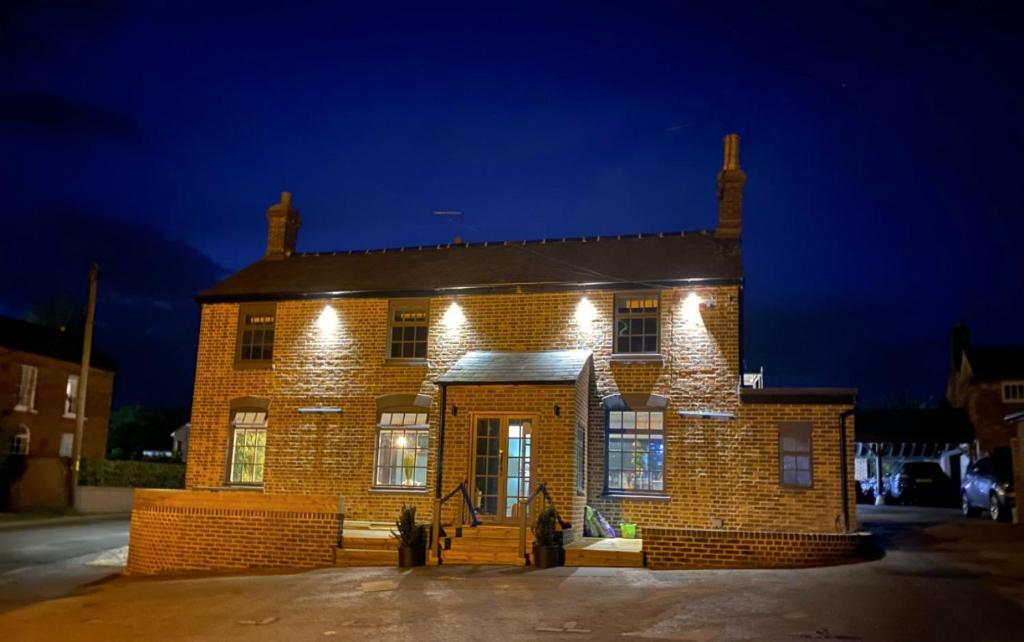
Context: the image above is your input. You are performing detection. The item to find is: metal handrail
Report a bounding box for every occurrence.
[431,480,480,563]
[517,482,571,560]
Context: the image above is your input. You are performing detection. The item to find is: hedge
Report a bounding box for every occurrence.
[79,459,185,489]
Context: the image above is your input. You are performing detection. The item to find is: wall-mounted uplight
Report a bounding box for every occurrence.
[575,296,598,325]
[681,292,705,327]
[442,301,466,329]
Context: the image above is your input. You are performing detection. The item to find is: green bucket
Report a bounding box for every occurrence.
[619,523,637,539]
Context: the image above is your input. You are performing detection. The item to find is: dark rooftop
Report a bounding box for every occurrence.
[197,231,742,302]
[855,408,973,444]
[0,315,117,372]
[437,350,593,385]
[965,347,1024,382]
[740,387,858,405]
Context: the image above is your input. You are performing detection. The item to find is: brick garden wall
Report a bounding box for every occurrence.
[643,526,874,569]
[127,489,340,575]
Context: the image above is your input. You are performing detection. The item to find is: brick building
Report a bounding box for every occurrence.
[1,316,116,508]
[128,135,864,574]
[946,322,1024,455]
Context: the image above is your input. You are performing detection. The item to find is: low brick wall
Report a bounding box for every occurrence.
[643,526,875,569]
[127,489,341,575]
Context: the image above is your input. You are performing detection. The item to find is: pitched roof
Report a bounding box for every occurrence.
[965,347,1024,381]
[0,315,117,372]
[197,231,742,302]
[436,350,592,385]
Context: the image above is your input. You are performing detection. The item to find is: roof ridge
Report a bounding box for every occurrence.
[293,229,717,257]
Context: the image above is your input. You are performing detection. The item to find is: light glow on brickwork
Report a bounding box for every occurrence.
[682,292,705,327]
[575,296,598,326]
[442,301,466,329]
[316,305,339,335]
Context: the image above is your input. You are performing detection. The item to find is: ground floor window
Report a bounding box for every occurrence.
[10,425,30,455]
[229,411,267,484]
[606,410,664,492]
[374,412,429,488]
[778,422,812,488]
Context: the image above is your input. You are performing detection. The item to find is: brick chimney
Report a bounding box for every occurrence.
[265,191,301,259]
[716,133,746,239]
[950,322,971,372]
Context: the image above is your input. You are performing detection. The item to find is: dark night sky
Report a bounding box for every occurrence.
[1,1,1021,409]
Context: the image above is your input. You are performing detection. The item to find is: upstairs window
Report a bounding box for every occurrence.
[1002,381,1024,403]
[389,300,428,359]
[614,294,659,354]
[236,304,276,367]
[606,410,664,493]
[374,411,429,488]
[779,422,813,488]
[15,365,38,412]
[64,374,79,418]
[229,411,268,485]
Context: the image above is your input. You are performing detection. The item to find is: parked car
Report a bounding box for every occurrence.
[887,461,957,506]
[961,450,1015,522]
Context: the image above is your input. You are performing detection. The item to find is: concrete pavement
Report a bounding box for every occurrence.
[0,514,128,613]
[1,507,1023,641]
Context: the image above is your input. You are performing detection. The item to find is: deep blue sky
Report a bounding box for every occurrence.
[1,1,1021,409]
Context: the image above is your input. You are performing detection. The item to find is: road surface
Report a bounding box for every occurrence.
[0,515,129,612]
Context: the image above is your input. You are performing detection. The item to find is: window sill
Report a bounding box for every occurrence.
[369,486,430,494]
[14,406,38,414]
[609,353,664,364]
[780,485,814,492]
[63,413,78,420]
[233,362,274,371]
[384,358,428,366]
[602,492,671,501]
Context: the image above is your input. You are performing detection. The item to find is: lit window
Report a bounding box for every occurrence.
[389,301,428,359]
[614,294,659,354]
[1002,381,1024,403]
[10,425,30,455]
[575,424,586,494]
[374,412,429,488]
[779,422,813,488]
[15,365,38,412]
[236,304,276,366]
[606,410,664,493]
[64,374,79,418]
[229,411,268,484]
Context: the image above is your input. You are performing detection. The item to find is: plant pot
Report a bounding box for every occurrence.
[619,523,637,539]
[532,543,561,569]
[398,544,426,568]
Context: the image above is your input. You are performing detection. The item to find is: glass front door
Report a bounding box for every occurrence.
[472,416,533,523]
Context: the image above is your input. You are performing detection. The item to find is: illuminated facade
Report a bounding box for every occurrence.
[127,135,863,574]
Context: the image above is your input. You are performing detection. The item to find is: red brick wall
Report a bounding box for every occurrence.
[127,489,340,575]
[643,526,874,569]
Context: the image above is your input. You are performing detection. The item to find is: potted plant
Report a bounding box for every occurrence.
[531,505,562,569]
[392,504,426,567]
[402,452,417,486]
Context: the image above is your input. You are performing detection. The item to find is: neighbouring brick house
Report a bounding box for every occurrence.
[128,134,863,574]
[0,316,116,508]
[946,322,1024,455]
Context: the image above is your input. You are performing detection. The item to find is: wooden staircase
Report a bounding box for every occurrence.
[334,521,397,567]
[441,524,530,566]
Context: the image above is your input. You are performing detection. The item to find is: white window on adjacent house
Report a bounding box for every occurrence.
[779,422,813,488]
[1002,381,1024,403]
[59,433,74,457]
[64,374,80,418]
[15,365,38,412]
[229,411,268,484]
[10,425,30,455]
[373,412,429,488]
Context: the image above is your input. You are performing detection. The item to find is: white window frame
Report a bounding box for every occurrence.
[373,411,430,489]
[228,411,268,485]
[10,425,30,455]
[15,365,38,412]
[64,374,80,418]
[1002,381,1024,403]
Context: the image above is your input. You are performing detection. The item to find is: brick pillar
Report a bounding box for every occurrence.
[716,133,747,239]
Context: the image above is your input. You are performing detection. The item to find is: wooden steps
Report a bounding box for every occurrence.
[334,523,398,567]
[564,537,645,568]
[441,525,531,566]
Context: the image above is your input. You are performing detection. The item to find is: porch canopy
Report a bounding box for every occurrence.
[436,349,592,385]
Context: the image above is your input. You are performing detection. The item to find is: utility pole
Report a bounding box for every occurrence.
[70,262,99,506]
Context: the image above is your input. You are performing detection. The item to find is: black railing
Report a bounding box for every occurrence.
[517,482,570,560]
[431,480,480,563]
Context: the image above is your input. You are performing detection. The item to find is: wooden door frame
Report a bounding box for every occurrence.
[468,412,538,525]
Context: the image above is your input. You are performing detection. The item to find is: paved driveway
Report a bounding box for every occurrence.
[1,507,1022,641]
[0,515,129,613]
